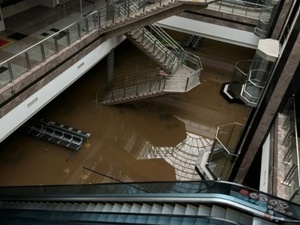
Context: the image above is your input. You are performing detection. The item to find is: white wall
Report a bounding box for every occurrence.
[0,35,126,143]
[2,1,35,18]
[260,133,270,192]
[157,16,260,49]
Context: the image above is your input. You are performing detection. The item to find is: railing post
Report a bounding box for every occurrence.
[164,50,168,64]
[25,52,31,71]
[98,11,101,27]
[127,0,130,18]
[112,4,115,23]
[245,6,249,17]
[40,44,46,62]
[143,0,146,13]
[142,29,145,44]
[158,79,161,90]
[54,38,59,53]
[149,80,152,92]
[160,0,162,7]
[153,40,156,54]
[66,29,71,46]
[93,14,97,28]
[77,23,82,38]
[7,62,14,82]
[231,2,235,14]
[185,77,190,92]
[163,78,166,90]
[85,17,89,33]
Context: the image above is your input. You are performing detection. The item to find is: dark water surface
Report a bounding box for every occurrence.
[0,35,254,186]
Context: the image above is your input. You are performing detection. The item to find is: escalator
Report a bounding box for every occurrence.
[0,180,299,224]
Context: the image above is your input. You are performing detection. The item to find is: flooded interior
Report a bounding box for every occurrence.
[0,31,255,186]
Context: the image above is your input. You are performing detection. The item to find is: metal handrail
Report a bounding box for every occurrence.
[127,0,183,53]
[0,0,180,88]
[98,51,202,103]
[207,0,269,20]
[0,11,99,85]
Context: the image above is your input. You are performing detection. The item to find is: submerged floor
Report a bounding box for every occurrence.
[0,34,254,186]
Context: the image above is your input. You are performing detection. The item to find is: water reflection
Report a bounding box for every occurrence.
[0,38,252,186]
[109,104,187,147]
[138,132,213,181]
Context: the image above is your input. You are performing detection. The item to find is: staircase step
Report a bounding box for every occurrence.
[130,203,142,213]
[150,203,163,213]
[225,207,241,221]
[211,205,226,218]
[111,203,123,212]
[86,203,97,211]
[173,204,185,215]
[161,203,174,214]
[197,204,211,216]
[94,203,105,212]
[140,203,152,213]
[185,204,198,215]
[120,203,132,213]
[240,213,253,225]
[102,203,113,212]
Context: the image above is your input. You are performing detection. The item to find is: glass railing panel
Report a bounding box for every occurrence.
[0,62,13,88]
[248,69,268,88]
[228,60,251,98]
[185,72,201,90]
[206,141,237,180]
[240,82,262,106]
[40,39,57,61]
[216,123,244,153]
[24,45,44,70]
[8,55,28,81]
[206,123,243,180]
[0,11,101,90]
[68,23,82,44]
[207,0,266,20]
[254,1,278,38]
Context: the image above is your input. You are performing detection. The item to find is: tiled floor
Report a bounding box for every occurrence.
[0,2,254,186]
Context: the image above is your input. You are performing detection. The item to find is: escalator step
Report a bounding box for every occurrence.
[211,205,226,218]
[197,204,211,216]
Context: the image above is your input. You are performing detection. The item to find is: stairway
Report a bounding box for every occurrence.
[126,27,180,73]
[98,0,203,105]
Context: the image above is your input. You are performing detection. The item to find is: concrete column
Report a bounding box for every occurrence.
[271,0,294,39]
[107,49,115,86]
[234,28,300,184]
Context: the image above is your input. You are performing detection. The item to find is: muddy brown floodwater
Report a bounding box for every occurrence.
[0,31,255,186]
